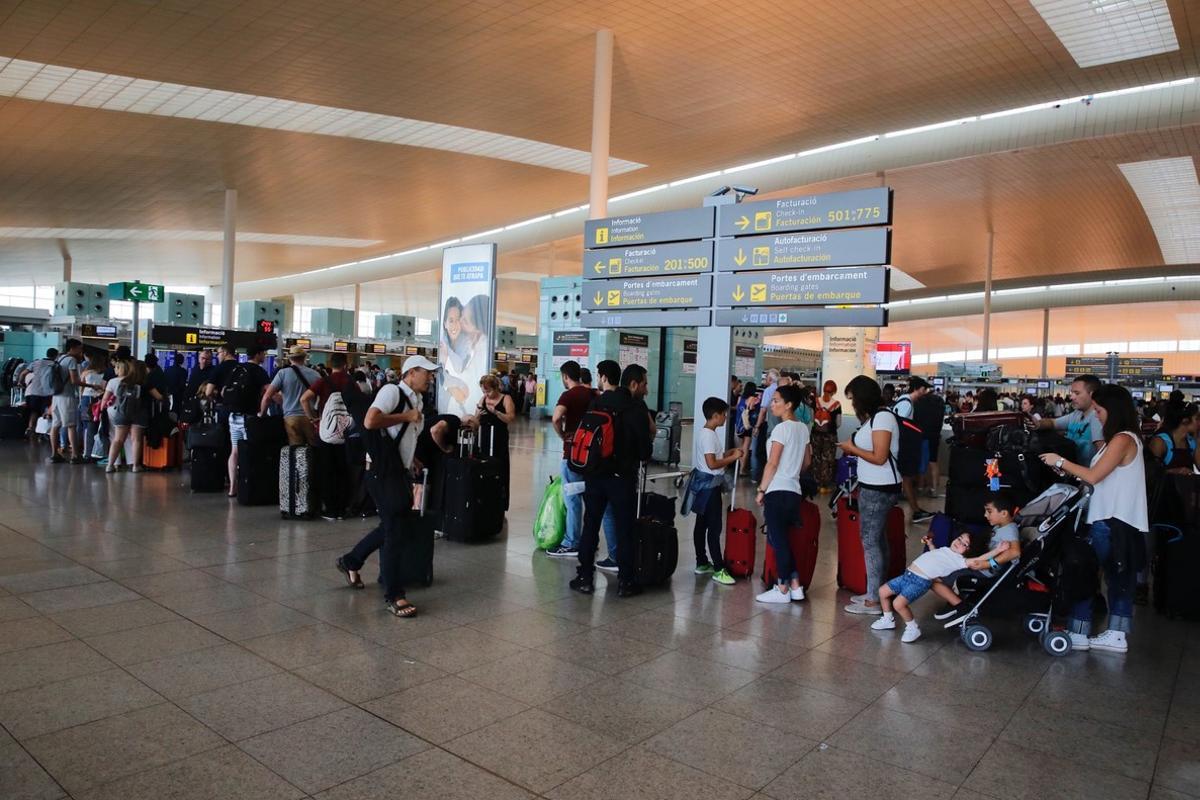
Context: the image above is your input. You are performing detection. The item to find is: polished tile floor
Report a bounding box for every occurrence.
[1,419,1198,800]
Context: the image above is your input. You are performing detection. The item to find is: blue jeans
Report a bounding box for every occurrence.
[561,459,617,556]
[763,490,801,585]
[1071,518,1136,635]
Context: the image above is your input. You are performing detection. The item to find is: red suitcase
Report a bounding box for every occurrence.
[724,462,757,578]
[761,499,821,589]
[835,495,906,595]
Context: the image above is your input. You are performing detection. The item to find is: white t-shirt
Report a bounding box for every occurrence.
[371,382,422,469]
[910,547,967,579]
[765,419,809,495]
[852,410,900,488]
[693,426,724,476]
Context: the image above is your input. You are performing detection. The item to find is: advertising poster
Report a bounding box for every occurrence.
[734,345,756,379]
[438,243,496,417]
[552,331,590,369]
[682,339,697,375]
[618,332,650,369]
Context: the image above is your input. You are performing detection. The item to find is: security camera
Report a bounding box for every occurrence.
[732,185,759,197]
[709,186,733,197]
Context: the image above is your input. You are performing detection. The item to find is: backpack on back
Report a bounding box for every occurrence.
[569,408,619,475]
[220,364,257,413]
[112,382,142,424]
[319,391,353,444]
[48,357,67,395]
[882,406,924,479]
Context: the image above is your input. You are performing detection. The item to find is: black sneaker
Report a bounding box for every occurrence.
[911,510,934,524]
[546,545,579,559]
[568,577,594,595]
[933,603,962,620]
[617,581,643,598]
[47,453,65,464]
[595,558,619,573]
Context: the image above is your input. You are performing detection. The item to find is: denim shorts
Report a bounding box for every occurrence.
[886,570,934,603]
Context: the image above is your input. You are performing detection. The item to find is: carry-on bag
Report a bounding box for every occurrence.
[533,476,566,551]
[0,406,25,439]
[761,498,821,589]
[442,431,505,542]
[190,446,226,492]
[835,494,907,595]
[143,429,183,470]
[279,444,320,519]
[724,461,757,578]
[633,466,680,586]
[949,411,1028,448]
[237,440,280,505]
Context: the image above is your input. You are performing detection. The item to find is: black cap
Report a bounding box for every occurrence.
[908,376,931,391]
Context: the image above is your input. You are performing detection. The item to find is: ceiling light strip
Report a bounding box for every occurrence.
[1118,157,1200,264]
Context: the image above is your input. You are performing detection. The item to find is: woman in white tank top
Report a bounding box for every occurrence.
[1039,384,1147,654]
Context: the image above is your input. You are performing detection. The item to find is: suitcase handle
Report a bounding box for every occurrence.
[730,459,739,512]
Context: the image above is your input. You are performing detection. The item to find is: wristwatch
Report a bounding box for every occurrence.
[1054,458,1064,470]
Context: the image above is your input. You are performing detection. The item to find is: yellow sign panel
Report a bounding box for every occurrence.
[752,246,771,266]
[607,289,622,306]
[594,227,609,245]
[754,211,773,231]
[536,382,546,406]
[185,332,198,344]
[750,283,767,302]
[608,257,623,275]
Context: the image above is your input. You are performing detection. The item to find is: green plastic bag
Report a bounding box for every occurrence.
[534,476,567,550]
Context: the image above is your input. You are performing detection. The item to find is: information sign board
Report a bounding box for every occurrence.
[713,307,888,327]
[584,241,713,280]
[580,309,711,329]
[714,227,889,272]
[717,187,892,237]
[716,267,888,307]
[582,275,712,311]
[585,207,715,249]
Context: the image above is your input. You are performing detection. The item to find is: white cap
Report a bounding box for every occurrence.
[401,355,439,375]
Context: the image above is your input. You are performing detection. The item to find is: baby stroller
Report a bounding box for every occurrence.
[944,482,1093,657]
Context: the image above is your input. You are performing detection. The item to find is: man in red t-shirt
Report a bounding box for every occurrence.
[300,352,362,519]
[547,360,597,559]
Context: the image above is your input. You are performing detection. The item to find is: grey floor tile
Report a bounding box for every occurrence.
[0,640,115,693]
[0,738,66,800]
[814,623,945,671]
[312,747,536,800]
[546,745,753,800]
[20,581,140,614]
[999,701,1160,782]
[190,602,316,641]
[0,565,106,594]
[602,607,725,649]
[84,554,192,580]
[534,627,670,675]
[48,598,180,637]
[128,643,282,700]
[829,706,992,784]
[74,744,304,800]
[0,617,72,654]
[540,678,705,745]
[238,707,428,795]
[646,708,817,789]
[1166,702,1200,746]
[0,668,162,739]
[911,642,1049,696]
[23,703,224,795]
[459,649,604,705]
[392,625,527,673]
[152,583,270,618]
[769,649,907,704]
[678,630,809,674]
[762,744,959,800]
[727,611,841,648]
[118,568,230,597]
[0,595,38,622]
[623,650,759,704]
[83,618,226,666]
[242,623,378,670]
[1029,667,1171,734]
[443,708,625,793]
[714,676,867,740]
[1156,738,1200,797]
[1150,785,1200,800]
[364,675,528,744]
[293,647,444,702]
[466,608,589,648]
[962,739,1150,800]
[878,672,1023,736]
[179,671,348,741]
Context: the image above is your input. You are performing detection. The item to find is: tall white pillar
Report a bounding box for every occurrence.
[588,30,614,219]
[981,231,994,362]
[1040,308,1050,379]
[822,327,878,439]
[60,242,72,282]
[353,284,362,337]
[220,189,237,328]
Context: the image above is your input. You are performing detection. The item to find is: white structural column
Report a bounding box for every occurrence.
[981,231,994,362]
[1041,308,1050,379]
[353,284,362,337]
[822,326,878,439]
[588,29,614,219]
[60,242,71,282]
[221,189,237,328]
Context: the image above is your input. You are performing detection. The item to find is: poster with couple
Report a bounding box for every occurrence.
[438,243,497,418]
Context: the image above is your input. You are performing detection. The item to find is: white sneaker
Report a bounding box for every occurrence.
[901,624,922,644]
[756,587,792,605]
[1068,632,1090,651]
[844,602,883,615]
[850,593,870,604]
[871,615,896,631]
[789,585,806,601]
[1088,630,1128,653]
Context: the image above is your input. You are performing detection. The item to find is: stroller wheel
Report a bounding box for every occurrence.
[1024,614,1047,636]
[962,624,993,652]
[1042,630,1072,657]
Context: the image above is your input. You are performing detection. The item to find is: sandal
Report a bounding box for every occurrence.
[385,599,418,618]
[335,557,365,589]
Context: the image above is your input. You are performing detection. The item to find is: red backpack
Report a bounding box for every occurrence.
[569,408,618,475]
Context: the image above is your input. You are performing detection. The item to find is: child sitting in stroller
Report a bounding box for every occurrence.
[931,490,1024,620]
[872,530,1006,643]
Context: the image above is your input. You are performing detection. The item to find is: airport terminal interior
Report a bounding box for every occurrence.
[3,1,1200,799]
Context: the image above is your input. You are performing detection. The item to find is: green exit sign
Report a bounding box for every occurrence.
[108,282,165,303]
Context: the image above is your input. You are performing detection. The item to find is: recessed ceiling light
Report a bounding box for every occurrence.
[1030,0,1179,68]
[0,226,380,247]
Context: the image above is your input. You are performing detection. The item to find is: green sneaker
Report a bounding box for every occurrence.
[693,563,715,575]
[711,568,736,586]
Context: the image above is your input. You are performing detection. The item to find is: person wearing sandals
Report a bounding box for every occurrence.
[755,384,812,604]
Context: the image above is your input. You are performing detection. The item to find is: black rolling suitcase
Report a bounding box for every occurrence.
[400,469,435,587]
[633,466,679,587]
[475,417,510,511]
[280,445,320,519]
[190,447,226,493]
[442,431,505,542]
[0,406,25,439]
[237,440,280,506]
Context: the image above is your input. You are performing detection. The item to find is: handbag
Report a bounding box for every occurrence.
[187,422,226,450]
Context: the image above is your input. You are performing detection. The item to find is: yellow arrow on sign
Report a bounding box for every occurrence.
[735,215,750,231]
[593,261,605,274]
[593,290,603,305]
[734,248,747,266]
[731,286,745,302]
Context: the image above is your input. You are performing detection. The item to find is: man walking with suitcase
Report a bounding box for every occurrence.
[570,361,654,598]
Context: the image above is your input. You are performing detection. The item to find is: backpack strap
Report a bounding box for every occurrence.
[289,364,312,391]
[1156,432,1174,464]
[871,409,902,483]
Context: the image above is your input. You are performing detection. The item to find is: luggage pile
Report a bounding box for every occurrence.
[442,429,505,542]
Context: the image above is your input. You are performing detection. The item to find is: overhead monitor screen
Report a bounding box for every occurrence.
[873,342,911,374]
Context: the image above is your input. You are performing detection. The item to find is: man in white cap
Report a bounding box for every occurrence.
[336,354,437,618]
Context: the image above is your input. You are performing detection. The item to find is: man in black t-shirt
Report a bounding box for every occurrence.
[203,344,271,496]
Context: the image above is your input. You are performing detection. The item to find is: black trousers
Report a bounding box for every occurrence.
[693,488,724,569]
[362,470,414,602]
[577,474,637,584]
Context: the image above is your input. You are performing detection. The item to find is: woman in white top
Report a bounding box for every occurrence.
[839,375,901,615]
[1040,384,1147,654]
[79,352,108,461]
[755,384,812,604]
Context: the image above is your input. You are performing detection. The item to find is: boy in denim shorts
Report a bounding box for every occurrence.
[871,531,1003,643]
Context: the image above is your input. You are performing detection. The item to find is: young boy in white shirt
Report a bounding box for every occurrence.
[872,531,1005,643]
[690,397,744,585]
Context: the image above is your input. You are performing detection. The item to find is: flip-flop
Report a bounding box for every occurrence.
[386,600,418,618]
[335,557,365,589]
